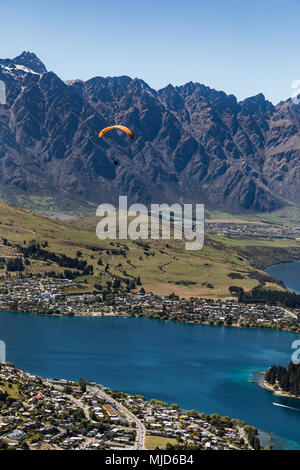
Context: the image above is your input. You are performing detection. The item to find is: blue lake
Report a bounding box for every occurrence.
[0,310,299,449]
[267,261,300,294]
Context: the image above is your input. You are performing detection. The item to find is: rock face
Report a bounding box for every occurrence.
[0,51,300,212]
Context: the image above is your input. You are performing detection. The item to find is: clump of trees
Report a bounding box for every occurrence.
[79,378,87,393]
[174,280,197,286]
[165,442,201,450]
[6,257,24,272]
[229,285,300,308]
[228,272,245,280]
[17,243,93,274]
[265,362,300,396]
[0,440,8,450]
[243,425,261,450]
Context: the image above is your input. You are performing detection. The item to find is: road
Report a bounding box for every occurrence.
[237,426,253,450]
[46,380,146,449]
[88,384,146,450]
[283,308,298,320]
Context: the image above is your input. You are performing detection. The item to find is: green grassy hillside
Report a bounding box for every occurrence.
[0,201,296,298]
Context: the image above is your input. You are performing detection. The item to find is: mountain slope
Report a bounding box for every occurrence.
[0,200,278,298]
[0,52,300,213]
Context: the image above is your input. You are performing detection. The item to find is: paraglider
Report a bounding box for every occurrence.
[98,125,134,166]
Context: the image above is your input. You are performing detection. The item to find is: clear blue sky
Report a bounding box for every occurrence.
[1,0,300,104]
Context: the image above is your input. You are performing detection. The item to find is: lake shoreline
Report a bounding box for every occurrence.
[2,305,300,337]
[253,369,300,401]
[1,309,300,450]
[266,261,300,295]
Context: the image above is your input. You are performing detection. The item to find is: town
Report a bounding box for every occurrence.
[0,363,260,450]
[206,221,300,241]
[0,277,299,334]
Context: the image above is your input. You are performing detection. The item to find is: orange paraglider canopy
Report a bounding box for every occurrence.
[99,125,134,140]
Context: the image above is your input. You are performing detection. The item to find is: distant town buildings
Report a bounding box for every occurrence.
[0,277,298,333]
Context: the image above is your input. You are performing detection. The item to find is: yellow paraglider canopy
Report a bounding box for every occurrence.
[99,125,134,140]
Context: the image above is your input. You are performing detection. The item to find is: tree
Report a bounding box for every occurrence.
[63,385,73,394]
[0,440,8,450]
[6,257,24,272]
[265,362,300,396]
[171,403,180,410]
[244,425,261,450]
[187,409,199,418]
[79,378,87,393]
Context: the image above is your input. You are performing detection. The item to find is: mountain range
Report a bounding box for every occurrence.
[0,51,300,214]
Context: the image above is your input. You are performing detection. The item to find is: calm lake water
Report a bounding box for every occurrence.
[267,261,300,294]
[0,310,300,449]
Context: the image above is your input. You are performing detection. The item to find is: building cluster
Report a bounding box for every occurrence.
[0,365,136,450]
[0,278,104,316]
[206,222,300,240]
[0,364,254,451]
[118,292,300,332]
[123,396,247,450]
[0,278,299,332]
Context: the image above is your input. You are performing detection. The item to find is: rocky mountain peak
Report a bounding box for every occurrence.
[11,51,47,75]
[0,52,300,213]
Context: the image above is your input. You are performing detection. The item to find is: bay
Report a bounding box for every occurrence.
[0,310,299,449]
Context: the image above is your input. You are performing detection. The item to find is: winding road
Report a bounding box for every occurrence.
[88,384,146,450]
